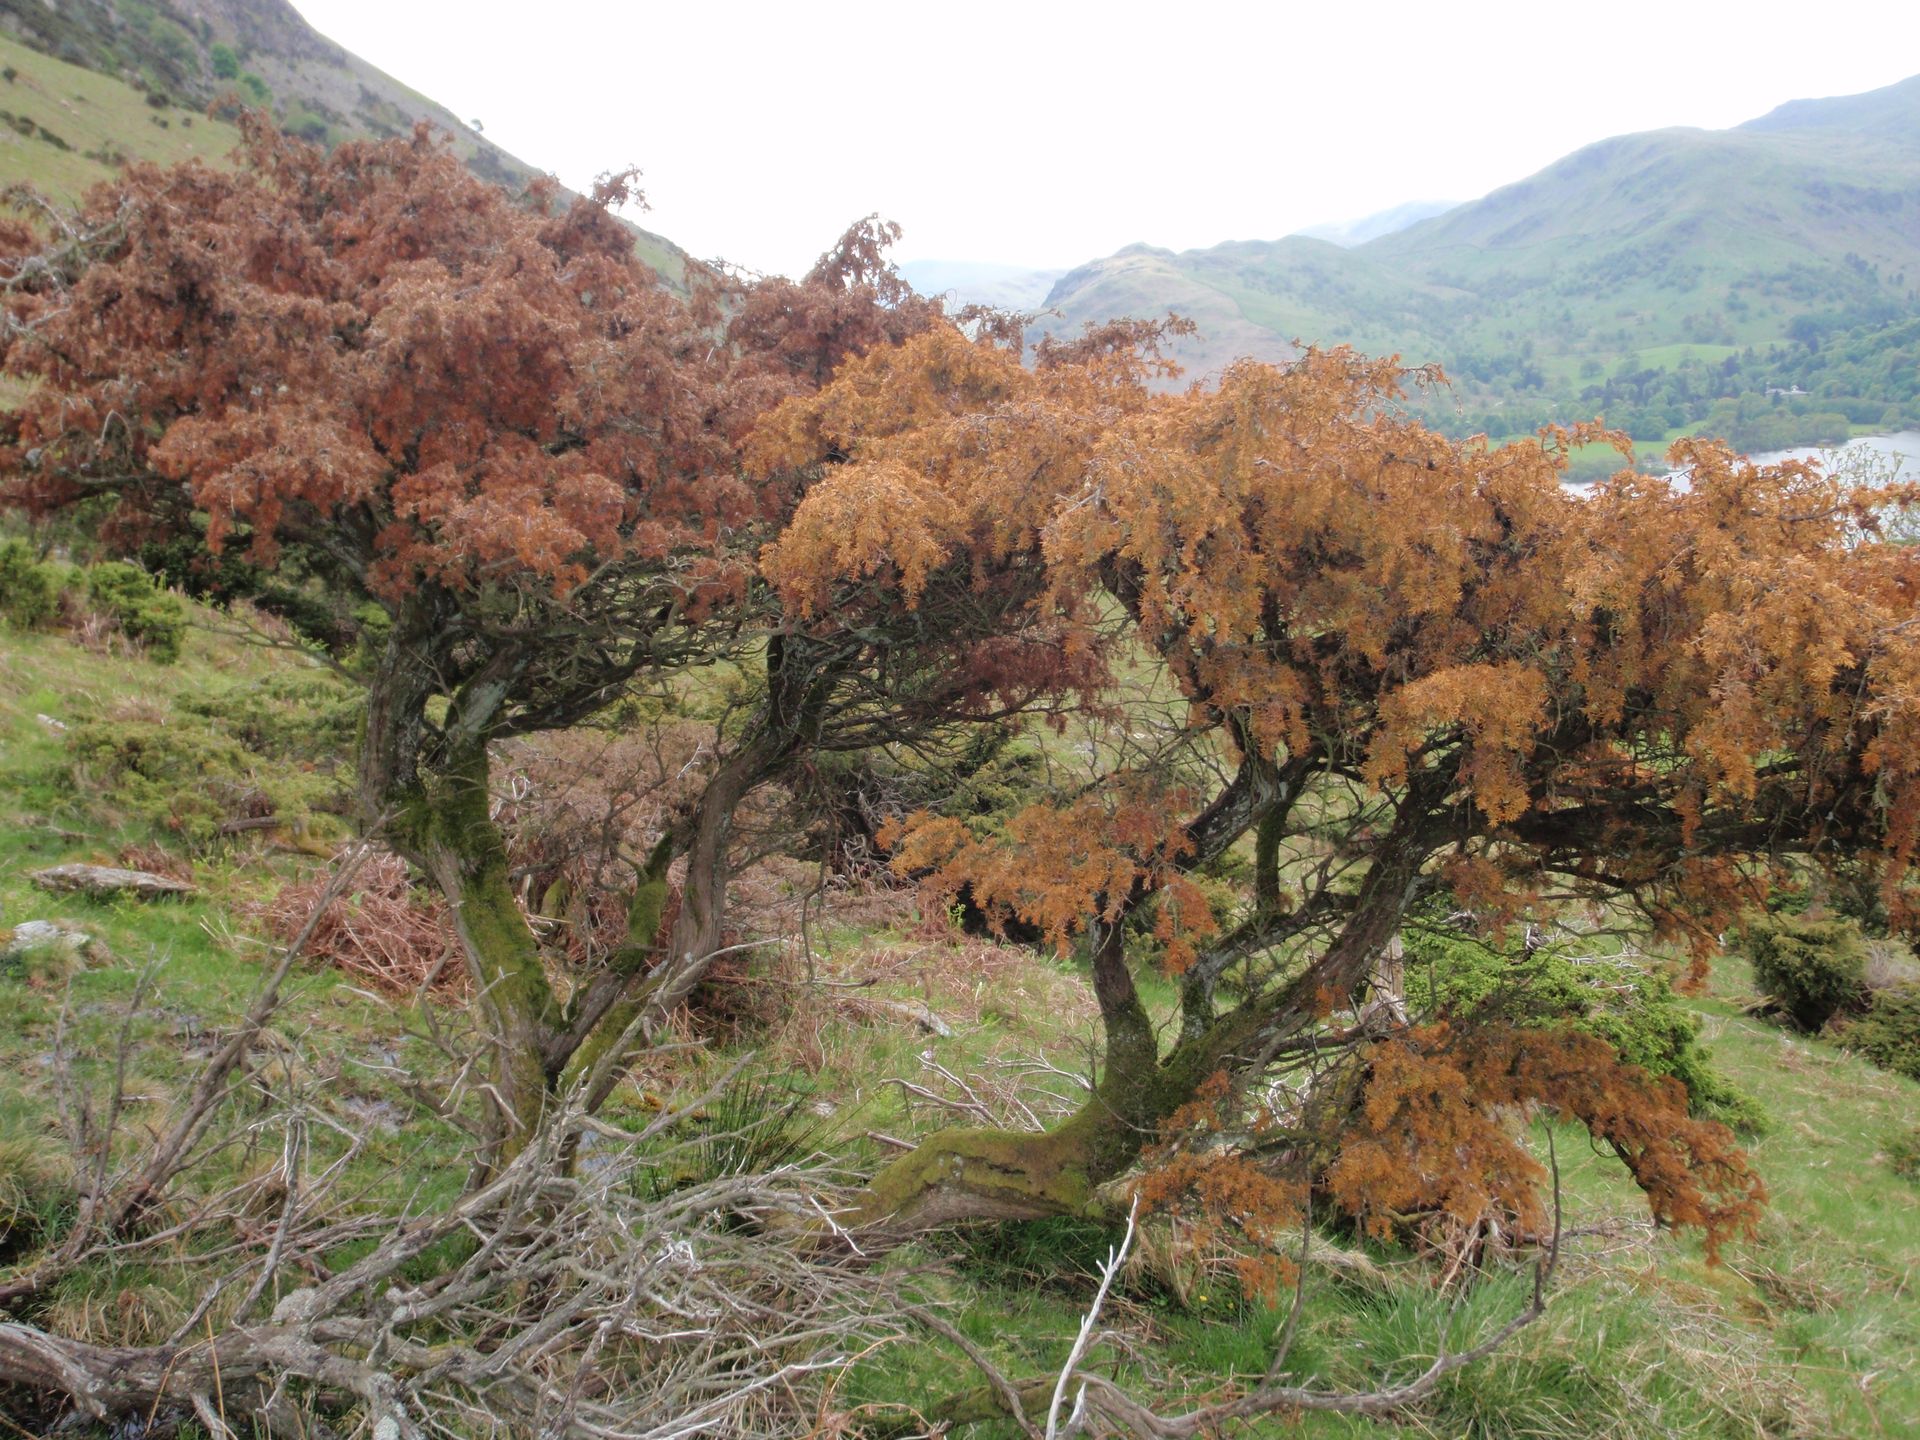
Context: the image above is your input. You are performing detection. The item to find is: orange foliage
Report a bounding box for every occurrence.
[762,324,1920,961]
[1327,1023,1763,1261]
[881,783,1218,969]
[1135,1073,1307,1304]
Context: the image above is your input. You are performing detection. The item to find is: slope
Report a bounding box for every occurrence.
[0,0,688,280]
[1040,74,1920,441]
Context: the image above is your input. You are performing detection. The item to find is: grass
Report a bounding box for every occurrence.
[0,33,243,203]
[0,609,476,1320]
[4,595,1920,1437]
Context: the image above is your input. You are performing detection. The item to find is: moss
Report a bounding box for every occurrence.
[560,837,676,1095]
[853,1000,1264,1231]
[398,739,561,1157]
[854,1122,1099,1226]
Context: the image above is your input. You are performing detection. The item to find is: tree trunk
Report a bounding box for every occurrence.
[846,922,1264,1234]
[847,809,1439,1237]
[406,738,562,1164]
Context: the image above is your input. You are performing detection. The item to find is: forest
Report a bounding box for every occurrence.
[0,116,1917,1440]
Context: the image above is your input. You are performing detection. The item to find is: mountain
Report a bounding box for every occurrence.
[1295,200,1455,248]
[1038,75,1920,449]
[898,260,1067,313]
[0,0,688,280]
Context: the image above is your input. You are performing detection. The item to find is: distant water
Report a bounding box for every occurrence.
[1565,431,1920,497]
[1743,431,1920,478]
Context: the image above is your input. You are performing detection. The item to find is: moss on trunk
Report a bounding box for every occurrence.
[399,738,561,1164]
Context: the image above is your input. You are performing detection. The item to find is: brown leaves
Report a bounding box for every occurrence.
[1328,1023,1764,1262]
[1,122,734,603]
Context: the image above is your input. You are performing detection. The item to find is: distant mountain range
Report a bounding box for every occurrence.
[1,6,1912,456]
[1294,200,1456,248]
[1022,75,1920,450]
[1006,74,1920,456]
[897,260,1066,314]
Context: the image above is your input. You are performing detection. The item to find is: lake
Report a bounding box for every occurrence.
[1564,431,1920,496]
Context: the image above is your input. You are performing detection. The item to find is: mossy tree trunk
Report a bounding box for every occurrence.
[848,799,1441,1236]
[361,616,847,1171]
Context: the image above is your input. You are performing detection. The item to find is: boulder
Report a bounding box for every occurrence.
[1,918,108,969]
[28,863,195,901]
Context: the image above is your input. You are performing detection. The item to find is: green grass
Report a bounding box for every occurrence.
[4,595,1919,1436]
[0,34,243,202]
[0,607,475,1339]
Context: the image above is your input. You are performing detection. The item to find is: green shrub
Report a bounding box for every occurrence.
[1405,910,1768,1132]
[178,670,361,766]
[209,43,240,79]
[1886,1125,1920,1183]
[0,539,60,629]
[84,561,186,663]
[1837,985,1920,1081]
[1739,911,1869,1031]
[68,708,346,848]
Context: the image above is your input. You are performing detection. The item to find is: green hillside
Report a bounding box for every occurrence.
[1043,75,1920,450]
[1,564,1917,1437]
[0,0,689,280]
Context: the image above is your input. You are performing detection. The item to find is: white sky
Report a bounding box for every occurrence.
[291,0,1920,279]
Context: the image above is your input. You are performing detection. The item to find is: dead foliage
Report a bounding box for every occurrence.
[248,850,463,997]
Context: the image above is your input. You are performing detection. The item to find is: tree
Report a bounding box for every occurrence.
[757,332,1920,1248]
[0,120,941,1163]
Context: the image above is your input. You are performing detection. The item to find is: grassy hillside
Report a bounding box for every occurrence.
[0,0,689,281]
[2,572,1917,1436]
[0,31,243,199]
[1041,76,1920,451]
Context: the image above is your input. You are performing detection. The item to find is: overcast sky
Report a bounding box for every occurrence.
[292,0,1920,279]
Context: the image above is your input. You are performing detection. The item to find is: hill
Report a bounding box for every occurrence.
[1295,198,1455,247]
[1040,75,1920,450]
[0,561,1916,1436]
[0,0,688,279]
[897,259,1067,313]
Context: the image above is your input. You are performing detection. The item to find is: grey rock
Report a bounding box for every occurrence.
[2,918,107,966]
[29,863,195,900]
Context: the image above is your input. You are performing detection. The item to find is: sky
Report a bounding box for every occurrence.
[291,0,1920,280]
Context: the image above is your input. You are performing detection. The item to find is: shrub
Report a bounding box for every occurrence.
[209,43,240,80]
[68,701,347,849]
[1837,985,1920,1081]
[177,669,360,765]
[83,561,186,662]
[1739,911,1869,1031]
[1405,910,1768,1132]
[1886,1125,1920,1183]
[0,538,60,628]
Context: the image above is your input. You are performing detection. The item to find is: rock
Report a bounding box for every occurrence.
[28,863,195,901]
[1,918,107,968]
[864,998,955,1038]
